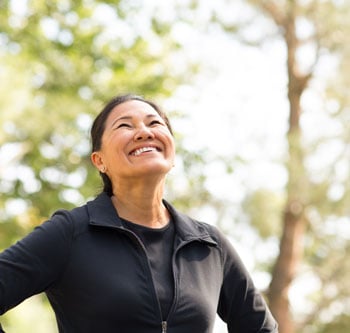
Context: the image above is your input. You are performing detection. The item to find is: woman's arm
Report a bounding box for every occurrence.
[216,229,278,332]
[0,211,74,315]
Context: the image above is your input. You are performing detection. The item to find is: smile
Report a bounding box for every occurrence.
[130,146,160,156]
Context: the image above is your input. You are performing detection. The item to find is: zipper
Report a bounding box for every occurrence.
[93,223,214,333]
[113,226,168,331]
[161,321,167,333]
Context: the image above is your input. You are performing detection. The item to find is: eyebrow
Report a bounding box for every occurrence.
[111,114,159,128]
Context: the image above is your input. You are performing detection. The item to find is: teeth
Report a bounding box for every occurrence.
[132,147,157,156]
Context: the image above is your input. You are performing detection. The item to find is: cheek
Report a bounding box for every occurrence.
[168,139,176,160]
[163,132,175,150]
[99,141,124,165]
[102,132,128,153]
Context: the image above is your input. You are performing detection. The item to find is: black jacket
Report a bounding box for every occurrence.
[0,192,278,332]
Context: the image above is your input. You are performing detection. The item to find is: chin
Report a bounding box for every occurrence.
[136,163,172,176]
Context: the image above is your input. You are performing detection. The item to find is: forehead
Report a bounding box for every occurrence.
[107,100,159,123]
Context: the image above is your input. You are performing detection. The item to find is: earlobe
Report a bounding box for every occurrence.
[91,152,105,172]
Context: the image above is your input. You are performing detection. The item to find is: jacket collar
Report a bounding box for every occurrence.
[87,192,217,246]
[163,200,217,246]
[87,192,124,228]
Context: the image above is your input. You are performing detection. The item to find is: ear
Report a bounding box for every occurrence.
[91,151,105,172]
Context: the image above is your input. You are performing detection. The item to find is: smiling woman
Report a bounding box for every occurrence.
[91,96,175,203]
[0,94,278,333]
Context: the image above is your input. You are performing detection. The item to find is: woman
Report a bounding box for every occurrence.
[0,94,278,332]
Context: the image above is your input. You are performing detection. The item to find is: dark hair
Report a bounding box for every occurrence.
[90,94,173,196]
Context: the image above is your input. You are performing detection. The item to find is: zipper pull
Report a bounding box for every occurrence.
[161,321,167,333]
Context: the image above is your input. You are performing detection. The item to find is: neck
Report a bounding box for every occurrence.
[111,178,169,229]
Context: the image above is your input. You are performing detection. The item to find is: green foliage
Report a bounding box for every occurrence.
[318,314,350,333]
[166,140,213,212]
[242,189,284,239]
[0,0,183,236]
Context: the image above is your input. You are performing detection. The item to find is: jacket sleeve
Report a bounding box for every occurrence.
[0,211,74,315]
[215,229,278,332]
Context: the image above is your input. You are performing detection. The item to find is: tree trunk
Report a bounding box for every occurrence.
[267,5,311,333]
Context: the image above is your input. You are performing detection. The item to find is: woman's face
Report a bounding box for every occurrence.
[91,100,175,182]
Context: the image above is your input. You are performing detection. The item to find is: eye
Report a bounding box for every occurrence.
[116,123,131,129]
[149,120,163,126]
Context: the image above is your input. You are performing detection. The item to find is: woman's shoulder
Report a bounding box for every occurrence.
[47,200,91,238]
[49,192,119,234]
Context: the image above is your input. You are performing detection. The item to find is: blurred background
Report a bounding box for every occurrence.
[1,0,350,332]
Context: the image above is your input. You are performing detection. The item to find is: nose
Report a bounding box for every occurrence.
[134,125,155,141]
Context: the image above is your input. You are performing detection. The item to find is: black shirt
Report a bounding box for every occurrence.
[122,219,175,320]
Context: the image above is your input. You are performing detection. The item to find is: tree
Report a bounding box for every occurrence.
[212,1,350,332]
[0,0,181,241]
